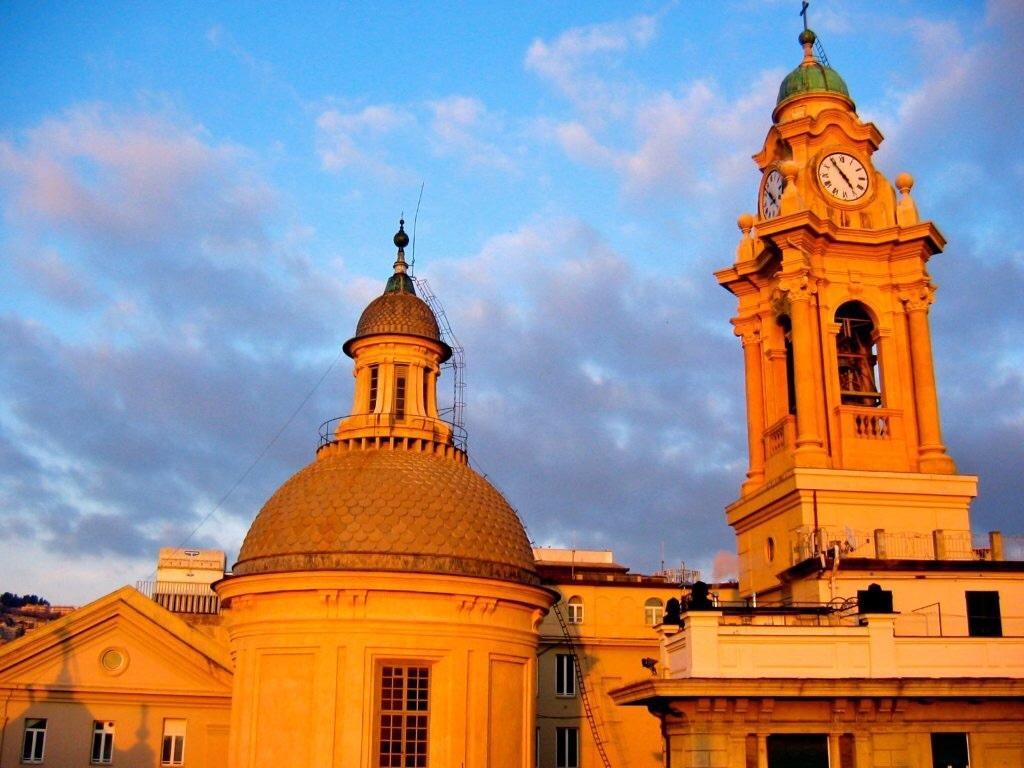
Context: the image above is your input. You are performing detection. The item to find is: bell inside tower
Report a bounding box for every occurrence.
[835,302,880,407]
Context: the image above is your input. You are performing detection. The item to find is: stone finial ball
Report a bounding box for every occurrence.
[895,172,914,192]
[738,213,755,231]
[393,219,410,249]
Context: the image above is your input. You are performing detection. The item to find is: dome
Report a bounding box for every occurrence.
[233,446,540,586]
[776,29,852,108]
[354,291,441,342]
[777,62,850,105]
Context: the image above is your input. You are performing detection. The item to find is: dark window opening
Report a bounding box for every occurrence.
[555,726,579,768]
[21,718,46,763]
[395,367,407,421]
[835,302,881,407]
[931,732,969,768]
[369,366,379,412]
[779,315,797,415]
[966,590,1002,637]
[555,653,576,697]
[767,734,829,768]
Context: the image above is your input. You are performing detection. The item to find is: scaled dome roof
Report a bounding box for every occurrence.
[352,290,443,344]
[233,445,540,586]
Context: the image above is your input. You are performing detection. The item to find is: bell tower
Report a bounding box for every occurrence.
[715,29,978,597]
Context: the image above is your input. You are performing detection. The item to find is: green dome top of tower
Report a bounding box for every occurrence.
[776,28,851,108]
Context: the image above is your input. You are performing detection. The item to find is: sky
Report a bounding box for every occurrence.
[1,1,1022,604]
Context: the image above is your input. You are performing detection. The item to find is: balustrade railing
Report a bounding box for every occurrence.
[136,580,220,615]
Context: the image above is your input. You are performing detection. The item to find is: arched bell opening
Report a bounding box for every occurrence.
[835,301,881,407]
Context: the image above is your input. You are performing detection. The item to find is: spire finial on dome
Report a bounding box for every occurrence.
[393,217,410,275]
[798,2,817,65]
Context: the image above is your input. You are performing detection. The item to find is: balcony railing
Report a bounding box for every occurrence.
[318,413,468,451]
[790,527,1022,564]
[136,580,220,615]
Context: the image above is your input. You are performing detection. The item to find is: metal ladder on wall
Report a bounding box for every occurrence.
[551,601,613,768]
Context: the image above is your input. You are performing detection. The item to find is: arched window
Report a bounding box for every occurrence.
[835,302,880,407]
[644,598,664,626]
[566,596,584,624]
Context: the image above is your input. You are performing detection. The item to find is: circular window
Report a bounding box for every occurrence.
[100,647,128,674]
[765,537,776,562]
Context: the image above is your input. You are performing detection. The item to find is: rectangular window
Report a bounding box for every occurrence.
[766,734,829,768]
[931,733,969,768]
[378,664,429,767]
[966,591,1002,637]
[395,367,408,420]
[555,653,576,697]
[91,721,115,765]
[555,727,579,768]
[161,719,186,766]
[369,366,380,412]
[21,718,46,764]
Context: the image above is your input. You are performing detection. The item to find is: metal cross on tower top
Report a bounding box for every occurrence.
[800,1,810,31]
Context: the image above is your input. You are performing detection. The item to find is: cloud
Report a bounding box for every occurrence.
[425,218,741,572]
[525,14,658,116]
[0,104,275,259]
[549,70,780,201]
[426,96,515,171]
[315,105,415,176]
[0,104,363,596]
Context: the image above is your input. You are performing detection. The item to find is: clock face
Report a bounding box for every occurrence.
[817,152,869,202]
[761,169,783,218]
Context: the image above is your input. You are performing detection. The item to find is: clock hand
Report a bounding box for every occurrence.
[829,157,855,192]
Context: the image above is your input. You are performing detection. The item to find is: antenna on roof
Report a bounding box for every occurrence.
[410,182,425,275]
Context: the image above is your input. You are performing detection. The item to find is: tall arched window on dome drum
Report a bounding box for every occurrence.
[368,365,379,413]
[566,596,584,624]
[835,302,881,407]
[395,365,408,420]
[778,315,797,415]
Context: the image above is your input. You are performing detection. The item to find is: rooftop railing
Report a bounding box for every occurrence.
[136,580,220,615]
[317,414,468,451]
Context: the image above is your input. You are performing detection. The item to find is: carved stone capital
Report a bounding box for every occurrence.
[898,282,936,311]
[732,316,762,344]
[777,273,817,302]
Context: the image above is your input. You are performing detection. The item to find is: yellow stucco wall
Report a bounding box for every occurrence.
[217,570,552,768]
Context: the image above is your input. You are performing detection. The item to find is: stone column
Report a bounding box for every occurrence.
[901,287,955,473]
[782,276,826,464]
[736,319,766,491]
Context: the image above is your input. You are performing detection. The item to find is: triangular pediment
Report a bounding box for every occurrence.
[0,586,232,696]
